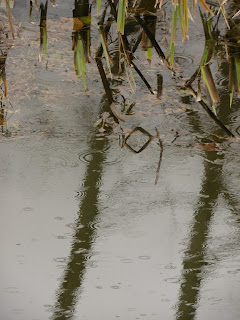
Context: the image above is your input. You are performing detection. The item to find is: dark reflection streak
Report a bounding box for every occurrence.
[52,139,107,319]
[176,11,240,313]
[176,151,225,320]
[176,108,225,319]
[51,3,109,319]
[52,126,108,320]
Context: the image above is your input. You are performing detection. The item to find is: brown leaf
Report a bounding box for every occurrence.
[199,0,214,16]
[73,18,84,31]
[195,142,219,152]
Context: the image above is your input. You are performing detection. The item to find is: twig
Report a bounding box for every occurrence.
[125,126,154,153]
[171,131,179,143]
[155,128,163,185]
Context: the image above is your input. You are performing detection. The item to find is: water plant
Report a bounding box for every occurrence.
[2,0,240,138]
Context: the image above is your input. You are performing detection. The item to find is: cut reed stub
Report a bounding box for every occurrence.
[157,74,163,99]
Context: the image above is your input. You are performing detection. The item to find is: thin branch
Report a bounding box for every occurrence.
[155,128,163,185]
[171,131,179,143]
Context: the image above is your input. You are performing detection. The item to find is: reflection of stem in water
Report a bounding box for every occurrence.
[52,133,108,320]
[176,151,225,320]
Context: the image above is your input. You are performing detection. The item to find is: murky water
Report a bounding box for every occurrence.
[1,1,240,319]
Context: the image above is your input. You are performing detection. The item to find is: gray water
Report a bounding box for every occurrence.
[1,1,240,319]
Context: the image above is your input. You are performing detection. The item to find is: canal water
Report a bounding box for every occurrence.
[1,1,240,319]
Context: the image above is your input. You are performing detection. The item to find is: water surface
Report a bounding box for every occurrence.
[1,1,240,319]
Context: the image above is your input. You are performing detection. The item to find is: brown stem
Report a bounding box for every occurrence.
[5,0,14,39]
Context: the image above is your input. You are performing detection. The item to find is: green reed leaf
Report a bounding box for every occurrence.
[97,0,101,16]
[117,0,126,34]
